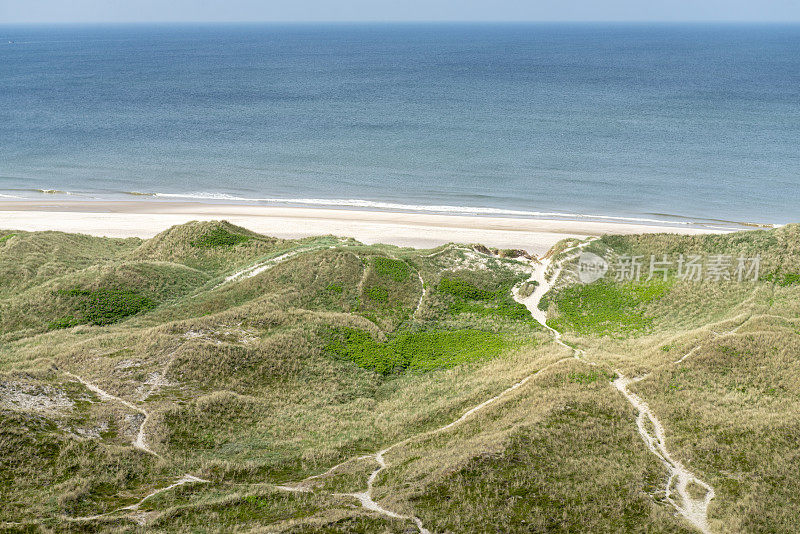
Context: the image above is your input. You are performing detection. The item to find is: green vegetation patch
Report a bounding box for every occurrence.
[285,515,408,533]
[364,286,389,302]
[47,315,80,330]
[451,299,530,321]
[372,257,411,281]
[190,227,251,248]
[438,277,530,321]
[324,328,506,374]
[325,283,343,294]
[438,278,495,300]
[547,280,672,336]
[0,233,16,245]
[568,369,615,385]
[764,271,800,287]
[52,288,155,327]
[151,490,318,530]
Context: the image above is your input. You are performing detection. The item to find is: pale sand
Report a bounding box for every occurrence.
[0,200,726,256]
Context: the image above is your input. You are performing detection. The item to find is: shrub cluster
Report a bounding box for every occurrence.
[437,277,530,320]
[326,283,344,294]
[546,280,670,336]
[372,257,411,281]
[190,228,251,248]
[364,286,389,302]
[764,271,800,287]
[324,327,505,374]
[52,288,155,327]
[438,278,495,301]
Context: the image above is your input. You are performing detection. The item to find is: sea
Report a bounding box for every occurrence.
[1,23,799,228]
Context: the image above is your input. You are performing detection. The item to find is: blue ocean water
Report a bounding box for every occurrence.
[1,23,798,226]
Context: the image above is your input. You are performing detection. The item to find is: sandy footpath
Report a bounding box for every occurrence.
[0,200,725,255]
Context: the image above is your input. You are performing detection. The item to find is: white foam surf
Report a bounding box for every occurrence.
[152,192,699,226]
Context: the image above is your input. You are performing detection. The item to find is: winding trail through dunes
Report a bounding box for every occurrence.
[334,355,575,532]
[223,250,306,283]
[63,371,157,456]
[613,376,715,534]
[68,474,209,523]
[62,370,209,522]
[118,474,209,512]
[412,267,426,319]
[513,239,717,534]
[337,451,431,534]
[278,355,576,533]
[276,341,575,533]
[221,243,342,286]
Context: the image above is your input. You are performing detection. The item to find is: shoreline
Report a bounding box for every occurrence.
[0,200,733,255]
[0,191,774,229]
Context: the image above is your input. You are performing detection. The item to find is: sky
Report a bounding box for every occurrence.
[1,0,799,24]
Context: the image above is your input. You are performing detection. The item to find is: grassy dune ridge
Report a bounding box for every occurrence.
[0,221,798,532]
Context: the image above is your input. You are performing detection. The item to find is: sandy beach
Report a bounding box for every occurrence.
[0,200,728,255]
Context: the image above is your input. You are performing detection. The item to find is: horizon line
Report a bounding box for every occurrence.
[3,19,800,26]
